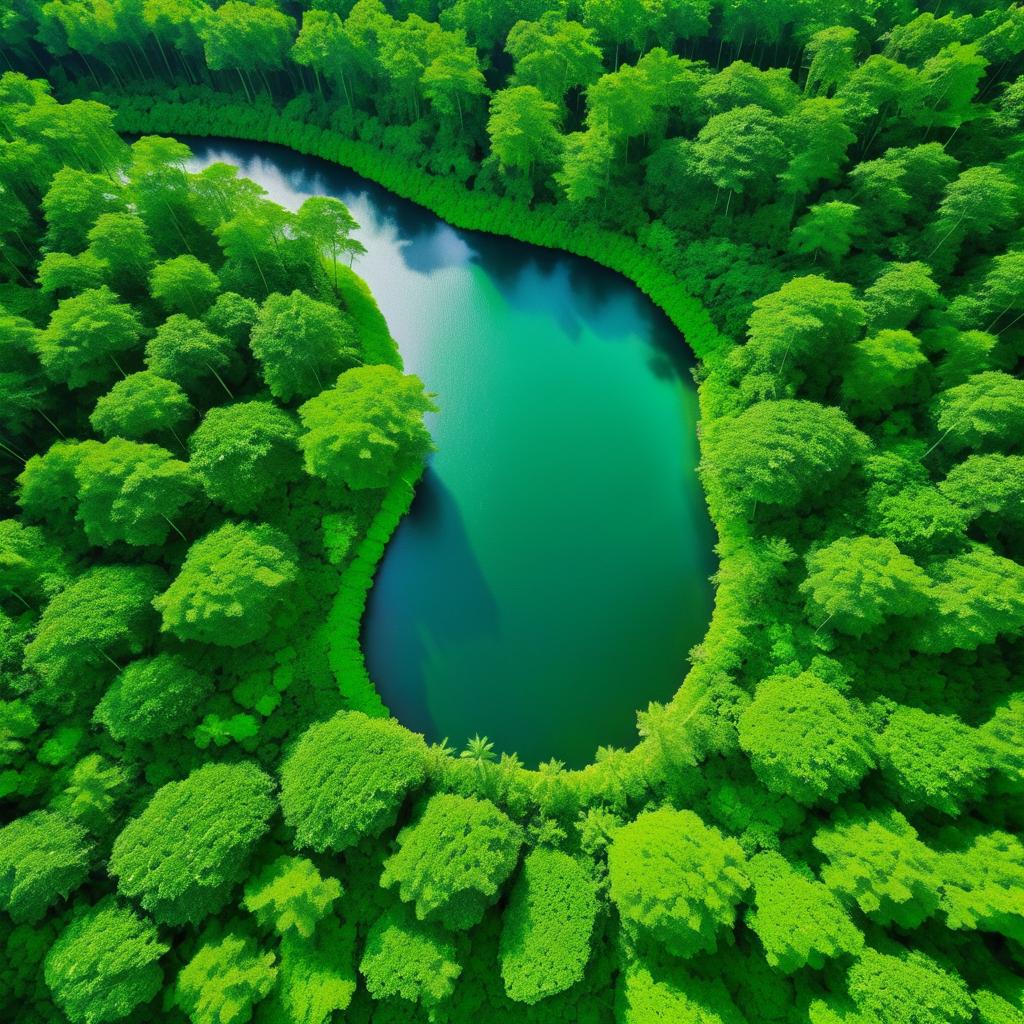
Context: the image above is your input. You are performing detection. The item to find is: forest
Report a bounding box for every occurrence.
[0,0,1023,1022]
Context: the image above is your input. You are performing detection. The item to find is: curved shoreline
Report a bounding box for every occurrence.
[112,95,748,794]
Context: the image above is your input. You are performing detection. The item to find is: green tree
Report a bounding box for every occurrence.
[738,671,875,804]
[940,454,1024,533]
[801,535,931,635]
[249,290,360,403]
[805,26,859,96]
[175,931,277,1024]
[24,565,163,705]
[36,250,106,297]
[422,45,489,134]
[618,964,746,1024]
[41,167,124,253]
[93,653,212,744]
[44,898,167,1024]
[0,518,66,606]
[498,849,599,1004]
[932,372,1024,454]
[90,372,193,445]
[269,916,357,1024]
[487,86,563,184]
[204,291,259,346]
[789,201,860,263]
[0,811,91,923]
[188,402,301,515]
[781,98,856,198]
[608,807,748,958]
[153,522,297,648]
[38,286,142,389]
[145,314,237,397]
[863,262,941,331]
[294,197,364,293]
[506,12,603,107]
[199,1,296,98]
[555,124,615,205]
[359,907,462,1007]
[813,807,940,928]
[279,711,427,852]
[297,365,435,490]
[150,255,221,316]
[110,762,275,926]
[16,441,88,535]
[381,793,523,930]
[0,314,48,441]
[876,705,990,815]
[929,166,1019,260]
[693,105,788,212]
[846,948,973,1024]
[243,856,342,939]
[74,439,197,547]
[745,851,863,973]
[86,212,155,293]
[700,400,867,518]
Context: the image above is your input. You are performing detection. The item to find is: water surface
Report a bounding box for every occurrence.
[185,139,716,767]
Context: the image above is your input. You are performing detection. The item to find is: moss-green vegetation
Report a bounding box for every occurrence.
[2,0,1024,1019]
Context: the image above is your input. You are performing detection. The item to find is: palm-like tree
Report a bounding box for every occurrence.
[460,734,497,766]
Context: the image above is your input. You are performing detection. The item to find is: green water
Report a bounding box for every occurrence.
[186,140,716,768]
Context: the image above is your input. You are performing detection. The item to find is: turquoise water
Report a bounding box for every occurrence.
[186,140,716,768]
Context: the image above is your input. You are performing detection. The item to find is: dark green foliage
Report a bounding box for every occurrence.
[381,792,523,930]
[93,653,212,744]
[153,522,298,647]
[0,811,91,923]
[608,807,748,958]
[498,848,599,1003]
[359,906,462,1006]
[189,401,301,515]
[109,762,275,925]
[279,711,427,852]
[298,364,436,490]
[44,898,167,1024]
[738,672,874,804]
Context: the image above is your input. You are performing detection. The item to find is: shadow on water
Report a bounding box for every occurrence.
[362,468,501,740]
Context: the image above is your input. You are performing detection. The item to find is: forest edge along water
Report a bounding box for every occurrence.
[184,138,716,768]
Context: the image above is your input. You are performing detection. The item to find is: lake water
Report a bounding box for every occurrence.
[185,139,715,768]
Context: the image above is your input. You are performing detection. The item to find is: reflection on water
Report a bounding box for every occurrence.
[185,138,716,768]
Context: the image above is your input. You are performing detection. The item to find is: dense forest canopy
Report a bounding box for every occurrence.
[0,0,1023,1022]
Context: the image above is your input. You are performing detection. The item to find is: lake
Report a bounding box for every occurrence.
[185,139,715,768]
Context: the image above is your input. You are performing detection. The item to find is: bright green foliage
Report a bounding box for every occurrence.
[243,856,342,939]
[145,314,236,394]
[915,545,1024,653]
[982,695,1024,794]
[24,565,163,702]
[37,250,106,296]
[938,829,1024,942]
[814,808,940,928]
[359,907,462,1006]
[90,372,193,443]
[279,711,427,852]
[738,672,874,804]
[745,852,862,973]
[268,916,357,1024]
[200,2,296,77]
[0,313,48,439]
[693,105,786,202]
[862,262,941,331]
[701,400,867,517]
[93,653,212,744]
[175,931,277,1024]
[507,12,602,105]
[487,86,563,181]
[86,213,155,291]
[153,522,297,647]
[297,364,435,490]
[150,255,221,315]
[249,290,360,403]
[618,964,746,1024]
[189,401,300,515]
[37,286,142,389]
[933,372,1024,453]
[44,898,167,1024]
[0,519,66,604]
[842,330,928,417]
[74,439,197,547]
[870,484,969,558]
[498,849,599,1003]
[41,167,124,252]
[16,440,87,532]
[381,793,523,930]
[204,291,259,345]
[608,807,748,958]
[800,536,931,636]
[789,202,859,262]
[0,811,91,923]
[109,762,275,925]
[294,197,364,292]
[846,948,973,1024]
[876,705,989,815]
